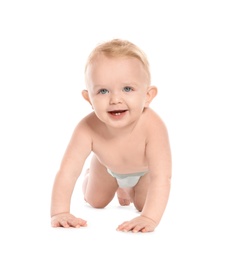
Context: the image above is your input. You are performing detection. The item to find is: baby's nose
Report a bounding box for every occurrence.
[109,93,123,104]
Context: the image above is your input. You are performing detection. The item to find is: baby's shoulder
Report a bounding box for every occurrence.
[143,108,164,123]
[143,108,168,133]
[70,113,98,141]
[76,112,100,131]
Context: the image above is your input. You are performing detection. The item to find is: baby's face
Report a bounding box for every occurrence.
[84,54,153,128]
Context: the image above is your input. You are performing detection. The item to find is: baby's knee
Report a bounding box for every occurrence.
[84,195,108,209]
[134,202,143,212]
[133,197,145,212]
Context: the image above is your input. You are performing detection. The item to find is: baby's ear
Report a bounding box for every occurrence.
[145,86,157,107]
[82,90,91,103]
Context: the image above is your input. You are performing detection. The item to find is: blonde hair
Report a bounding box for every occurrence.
[85,39,151,84]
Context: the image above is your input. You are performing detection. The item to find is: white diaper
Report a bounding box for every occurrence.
[107,169,147,188]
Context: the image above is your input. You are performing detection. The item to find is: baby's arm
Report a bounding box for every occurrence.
[51,120,92,228]
[117,117,172,232]
[142,121,171,228]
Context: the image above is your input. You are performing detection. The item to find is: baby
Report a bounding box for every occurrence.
[51,39,172,232]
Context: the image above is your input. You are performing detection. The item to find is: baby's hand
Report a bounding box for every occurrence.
[51,213,87,228]
[116,215,157,233]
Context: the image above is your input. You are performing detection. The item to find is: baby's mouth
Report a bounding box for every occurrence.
[108,110,127,116]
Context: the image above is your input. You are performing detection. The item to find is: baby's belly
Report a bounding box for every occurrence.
[100,157,148,174]
[108,167,148,175]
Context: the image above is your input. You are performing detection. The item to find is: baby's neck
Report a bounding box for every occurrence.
[104,121,139,139]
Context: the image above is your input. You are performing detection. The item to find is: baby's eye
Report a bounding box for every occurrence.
[98,89,109,94]
[123,86,133,92]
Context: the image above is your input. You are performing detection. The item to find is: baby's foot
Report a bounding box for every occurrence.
[117,187,132,206]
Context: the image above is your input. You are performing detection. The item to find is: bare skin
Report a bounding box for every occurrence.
[51,55,172,232]
[116,187,133,206]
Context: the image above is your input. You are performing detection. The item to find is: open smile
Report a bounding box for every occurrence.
[108,110,128,119]
[108,110,127,115]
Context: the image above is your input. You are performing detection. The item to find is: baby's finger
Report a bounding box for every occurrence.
[141,225,154,232]
[59,220,71,228]
[116,221,128,229]
[117,221,133,232]
[51,218,67,228]
[132,224,145,233]
[78,218,87,227]
[51,220,61,227]
[69,218,87,228]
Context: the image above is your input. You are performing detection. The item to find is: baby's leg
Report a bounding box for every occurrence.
[82,154,118,208]
[116,187,134,206]
[133,173,150,212]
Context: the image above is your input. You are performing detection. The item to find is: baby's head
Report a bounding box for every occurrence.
[85,39,151,85]
[83,39,157,123]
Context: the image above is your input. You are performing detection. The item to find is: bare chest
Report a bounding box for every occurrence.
[92,136,148,173]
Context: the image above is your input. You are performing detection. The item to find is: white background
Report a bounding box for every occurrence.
[0,0,228,259]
